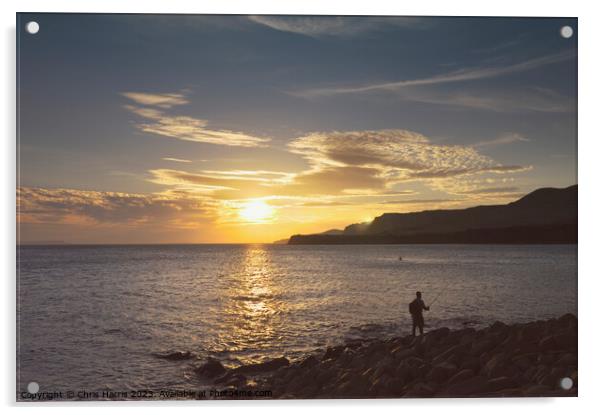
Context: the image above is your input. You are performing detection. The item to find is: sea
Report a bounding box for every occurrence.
[17,244,577,393]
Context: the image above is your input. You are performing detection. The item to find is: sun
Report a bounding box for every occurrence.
[239,200,275,223]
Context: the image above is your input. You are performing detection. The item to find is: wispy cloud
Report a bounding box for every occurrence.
[146,129,531,204]
[379,198,461,205]
[121,92,189,108]
[17,187,217,228]
[162,157,192,163]
[289,129,530,180]
[123,92,270,147]
[456,186,520,195]
[398,86,574,113]
[472,133,530,148]
[294,50,576,98]
[247,16,422,37]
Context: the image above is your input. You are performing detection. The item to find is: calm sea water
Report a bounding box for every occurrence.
[17,244,577,392]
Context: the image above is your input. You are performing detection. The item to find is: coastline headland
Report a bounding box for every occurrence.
[195,314,577,398]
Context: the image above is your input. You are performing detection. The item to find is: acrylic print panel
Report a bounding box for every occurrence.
[16,14,577,401]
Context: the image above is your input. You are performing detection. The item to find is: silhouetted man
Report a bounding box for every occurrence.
[409,291,430,336]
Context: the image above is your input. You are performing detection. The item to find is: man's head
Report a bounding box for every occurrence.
[416,291,422,299]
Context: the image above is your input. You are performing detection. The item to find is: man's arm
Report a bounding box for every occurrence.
[422,300,430,311]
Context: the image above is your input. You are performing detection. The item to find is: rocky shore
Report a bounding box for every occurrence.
[195,314,577,398]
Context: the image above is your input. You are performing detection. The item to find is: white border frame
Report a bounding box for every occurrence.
[3,1,600,414]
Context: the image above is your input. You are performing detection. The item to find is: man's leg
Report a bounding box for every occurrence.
[418,316,424,336]
[412,318,417,336]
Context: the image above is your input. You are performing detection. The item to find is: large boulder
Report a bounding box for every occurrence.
[299,355,319,369]
[426,362,457,384]
[447,368,475,385]
[403,382,435,398]
[195,358,226,378]
[487,376,517,391]
[556,352,577,366]
[482,353,512,378]
[470,338,496,356]
[323,345,345,361]
[214,372,247,387]
[233,357,289,374]
[442,375,491,397]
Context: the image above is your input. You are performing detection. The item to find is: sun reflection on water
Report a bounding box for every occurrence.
[215,245,286,364]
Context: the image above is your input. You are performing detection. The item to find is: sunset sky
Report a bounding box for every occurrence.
[17,14,577,243]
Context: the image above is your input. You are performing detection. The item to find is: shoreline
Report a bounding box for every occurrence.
[197,314,577,398]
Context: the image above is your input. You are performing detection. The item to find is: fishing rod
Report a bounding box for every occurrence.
[427,279,452,308]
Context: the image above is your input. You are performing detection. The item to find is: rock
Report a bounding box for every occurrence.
[557,313,577,328]
[447,368,475,385]
[432,344,468,365]
[487,376,517,391]
[215,372,247,387]
[458,330,478,346]
[554,333,577,350]
[413,340,426,357]
[395,362,414,383]
[482,353,515,379]
[471,338,496,356]
[556,353,577,366]
[323,345,344,361]
[233,357,289,374]
[443,375,491,396]
[518,323,543,343]
[336,375,370,397]
[512,354,534,371]
[426,362,457,384]
[299,355,319,369]
[488,388,524,397]
[393,347,416,361]
[404,356,426,368]
[403,382,435,398]
[524,384,553,396]
[315,367,335,386]
[152,351,194,361]
[458,356,480,373]
[370,374,394,397]
[490,321,508,332]
[373,364,394,381]
[538,335,557,352]
[195,358,226,378]
[423,327,451,349]
[261,315,577,398]
[297,383,320,397]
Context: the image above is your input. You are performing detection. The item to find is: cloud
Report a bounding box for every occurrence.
[162,157,192,163]
[17,187,216,228]
[146,129,530,205]
[121,92,189,108]
[472,133,531,147]
[294,50,575,98]
[289,129,529,180]
[247,16,422,37]
[123,93,270,147]
[379,198,461,205]
[456,186,520,195]
[148,166,386,199]
[399,87,573,113]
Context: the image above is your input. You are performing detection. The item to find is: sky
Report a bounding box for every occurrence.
[17,14,577,243]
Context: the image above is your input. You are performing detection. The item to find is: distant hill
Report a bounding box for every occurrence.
[289,185,577,244]
[274,228,343,244]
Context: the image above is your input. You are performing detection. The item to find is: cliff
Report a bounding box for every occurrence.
[289,185,577,245]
